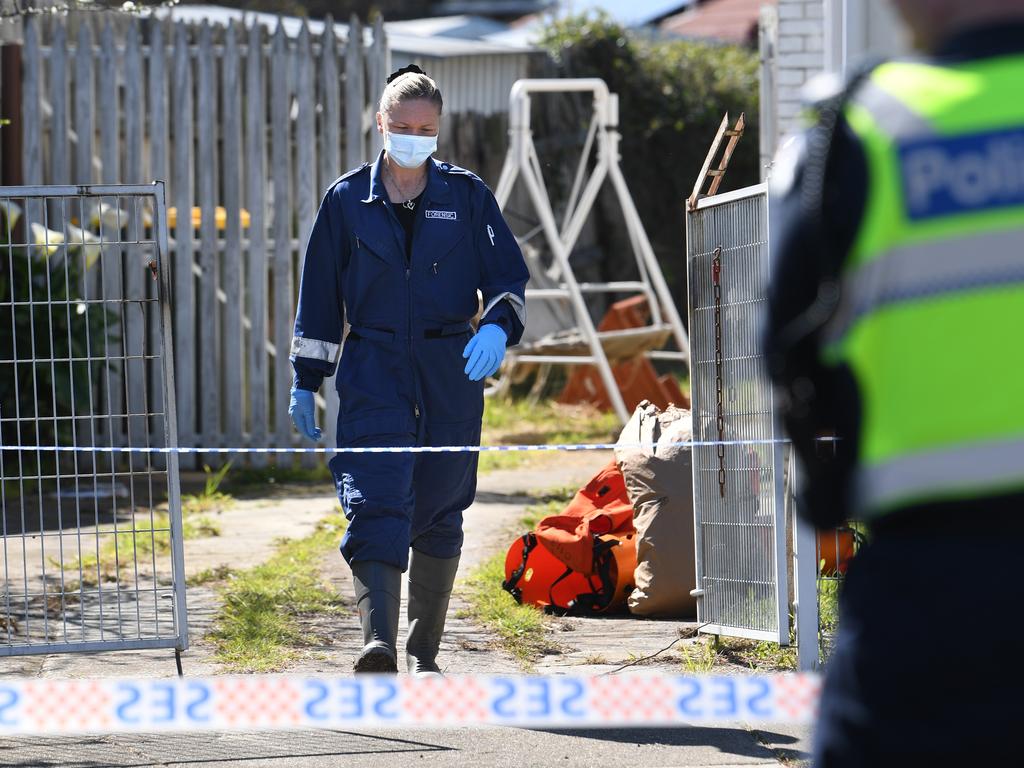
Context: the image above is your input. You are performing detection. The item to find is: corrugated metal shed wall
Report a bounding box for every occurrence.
[390,51,534,116]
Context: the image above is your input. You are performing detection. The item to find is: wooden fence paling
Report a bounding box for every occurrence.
[245,21,269,467]
[73,21,94,187]
[21,15,40,188]
[368,16,388,159]
[48,21,68,186]
[19,15,45,464]
[171,21,195,456]
[319,21,341,450]
[222,20,244,452]
[345,15,365,171]
[123,20,148,459]
[21,14,41,238]
[196,21,219,462]
[319,16,340,200]
[270,21,294,459]
[148,20,168,444]
[99,20,124,445]
[18,16,391,462]
[295,22,317,468]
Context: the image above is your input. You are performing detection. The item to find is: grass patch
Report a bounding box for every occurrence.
[708,636,798,672]
[186,564,236,587]
[224,462,334,490]
[679,638,718,673]
[182,463,235,516]
[208,512,348,672]
[52,464,230,588]
[818,576,841,633]
[54,506,222,589]
[479,398,619,473]
[460,488,576,667]
[461,554,557,666]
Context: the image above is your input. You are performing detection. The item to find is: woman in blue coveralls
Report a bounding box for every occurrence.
[287,66,529,676]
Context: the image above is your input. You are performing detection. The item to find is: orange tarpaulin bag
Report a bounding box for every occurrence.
[502,460,637,614]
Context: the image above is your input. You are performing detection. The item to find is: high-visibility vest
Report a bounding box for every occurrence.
[822,56,1024,518]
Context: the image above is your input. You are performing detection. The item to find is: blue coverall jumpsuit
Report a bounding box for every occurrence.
[290,151,529,571]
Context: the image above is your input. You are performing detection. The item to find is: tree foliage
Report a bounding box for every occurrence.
[536,13,762,301]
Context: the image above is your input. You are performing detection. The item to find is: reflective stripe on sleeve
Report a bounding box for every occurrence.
[482,292,526,328]
[289,335,341,363]
[856,435,1024,514]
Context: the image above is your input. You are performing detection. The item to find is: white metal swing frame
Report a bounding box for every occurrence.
[492,79,690,422]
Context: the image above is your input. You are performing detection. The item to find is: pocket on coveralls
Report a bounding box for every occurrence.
[336,338,416,442]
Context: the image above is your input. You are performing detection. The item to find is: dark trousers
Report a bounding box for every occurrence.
[813,517,1023,767]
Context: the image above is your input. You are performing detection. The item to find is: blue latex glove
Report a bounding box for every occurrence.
[288,386,322,442]
[462,324,508,382]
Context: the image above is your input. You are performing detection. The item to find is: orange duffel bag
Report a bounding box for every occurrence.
[502,460,637,615]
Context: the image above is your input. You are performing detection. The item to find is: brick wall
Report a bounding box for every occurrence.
[774,0,826,138]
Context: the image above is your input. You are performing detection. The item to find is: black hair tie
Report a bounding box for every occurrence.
[387,64,427,84]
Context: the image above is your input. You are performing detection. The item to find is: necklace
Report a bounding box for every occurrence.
[384,165,425,210]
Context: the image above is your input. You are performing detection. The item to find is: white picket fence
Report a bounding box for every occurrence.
[18,12,390,467]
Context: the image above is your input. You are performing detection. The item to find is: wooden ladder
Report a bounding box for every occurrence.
[687,113,746,211]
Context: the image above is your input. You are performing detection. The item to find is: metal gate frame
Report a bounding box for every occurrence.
[493,78,691,423]
[0,182,187,657]
[686,183,789,646]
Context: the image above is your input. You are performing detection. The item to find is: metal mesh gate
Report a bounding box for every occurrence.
[0,184,187,656]
[686,184,789,644]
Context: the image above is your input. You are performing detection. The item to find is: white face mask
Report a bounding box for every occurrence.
[385,131,438,169]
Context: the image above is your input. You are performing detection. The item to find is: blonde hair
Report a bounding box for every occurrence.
[379,71,444,116]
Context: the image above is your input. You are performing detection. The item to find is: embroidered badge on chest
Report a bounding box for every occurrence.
[425,209,457,220]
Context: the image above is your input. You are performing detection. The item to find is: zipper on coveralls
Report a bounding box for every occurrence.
[406,266,421,422]
[382,198,422,427]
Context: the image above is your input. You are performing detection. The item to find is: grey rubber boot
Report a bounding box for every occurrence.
[351,560,402,674]
[406,550,461,676]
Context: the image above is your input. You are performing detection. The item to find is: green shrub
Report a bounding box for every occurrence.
[535,13,762,304]
[0,205,120,485]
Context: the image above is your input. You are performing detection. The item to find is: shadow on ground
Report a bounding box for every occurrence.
[0,730,454,767]
[534,726,801,758]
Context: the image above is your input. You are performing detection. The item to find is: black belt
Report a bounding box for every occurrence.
[347,322,472,342]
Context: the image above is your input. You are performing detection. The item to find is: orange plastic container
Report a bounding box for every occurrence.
[558,295,689,412]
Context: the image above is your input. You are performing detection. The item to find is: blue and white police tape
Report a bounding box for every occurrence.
[0,673,821,735]
[0,437,838,455]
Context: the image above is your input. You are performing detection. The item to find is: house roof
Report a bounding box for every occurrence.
[386,14,512,40]
[152,5,538,57]
[660,0,776,44]
[431,1,555,17]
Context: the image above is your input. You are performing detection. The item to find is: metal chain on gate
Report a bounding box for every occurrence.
[712,247,726,498]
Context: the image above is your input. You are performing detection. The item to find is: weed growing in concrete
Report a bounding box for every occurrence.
[460,488,575,667]
[461,554,560,667]
[208,513,348,673]
[680,638,718,674]
[186,564,236,587]
[182,462,235,516]
[713,637,798,672]
[54,506,222,589]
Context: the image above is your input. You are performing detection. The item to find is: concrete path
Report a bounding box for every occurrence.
[1,453,813,767]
